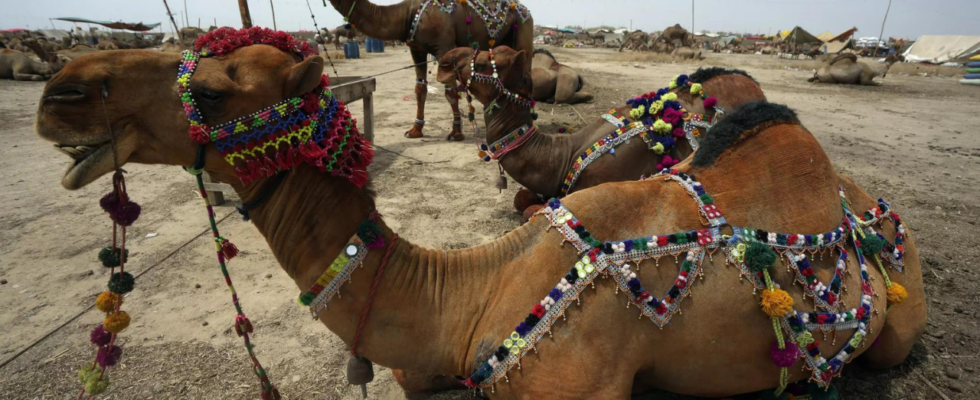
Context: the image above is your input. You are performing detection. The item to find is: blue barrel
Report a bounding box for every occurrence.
[967,62,980,68]
[376,39,384,53]
[354,41,361,58]
[345,42,360,59]
[963,74,980,80]
[365,38,374,53]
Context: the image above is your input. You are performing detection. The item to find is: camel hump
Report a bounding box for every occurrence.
[689,67,757,84]
[692,101,799,167]
[533,48,555,61]
[829,53,857,65]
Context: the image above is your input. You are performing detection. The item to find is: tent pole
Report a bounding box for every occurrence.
[270,0,278,31]
[873,0,892,58]
[162,0,181,40]
[238,0,254,28]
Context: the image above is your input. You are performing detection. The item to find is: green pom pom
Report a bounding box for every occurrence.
[98,247,129,268]
[860,234,885,256]
[356,220,382,244]
[84,374,110,395]
[531,112,538,120]
[470,42,480,50]
[107,272,135,294]
[78,364,99,384]
[745,242,777,272]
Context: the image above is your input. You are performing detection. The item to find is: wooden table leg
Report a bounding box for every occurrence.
[363,92,374,142]
[202,172,226,206]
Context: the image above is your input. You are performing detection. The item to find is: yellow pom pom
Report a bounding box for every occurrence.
[104,311,131,334]
[690,83,702,95]
[760,288,794,318]
[509,3,516,9]
[662,93,678,102]
[95,291,121,314]
[629,105,645,119]
[886,283,908,306]
[651,142,665,154]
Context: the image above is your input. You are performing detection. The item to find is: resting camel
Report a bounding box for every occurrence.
[530,49,592,104]
[672,46,703,60]
[56,44,98,60]
[326,0,533,141]
[0,48,64,81]
[808,53,903,85]
[35,29,925,399]
[436,46,765,215]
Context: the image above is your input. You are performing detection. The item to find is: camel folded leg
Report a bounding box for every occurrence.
[13,72,46,81]
[405,48,428,139]
[554,73,593,104]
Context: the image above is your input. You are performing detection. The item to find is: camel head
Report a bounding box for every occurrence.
[437,46,528,106]
[36,30,325,190]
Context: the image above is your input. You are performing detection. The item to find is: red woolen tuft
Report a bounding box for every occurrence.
[770,341,799,368]
[195,27,315,59]
[672,127,685,138]
[189,124,210,144]
[220,239,240,260]
[703,97,718,109]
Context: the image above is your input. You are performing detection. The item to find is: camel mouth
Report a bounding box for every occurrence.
[54,140,113,190]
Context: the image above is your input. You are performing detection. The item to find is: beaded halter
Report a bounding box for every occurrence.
[462,169,909,395]
[177,28,372,187]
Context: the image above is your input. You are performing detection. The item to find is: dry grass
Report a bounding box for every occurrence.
[607,52,708,65]
[889,62,965,78]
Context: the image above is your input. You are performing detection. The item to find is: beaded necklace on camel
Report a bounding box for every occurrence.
[559,74,723,196]
[461,169,910,396]
[174,27,379,399]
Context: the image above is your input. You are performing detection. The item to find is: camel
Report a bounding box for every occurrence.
[617,30,650,52]
[160,38,189,53]
[34,34,925,399]
[671,46,703,60]
[436,46,766,216]
[0,48,64,81]
[808,53,902,85]
[660,24,695,51]
[330,25,358,50]
[326,0,533,141]
[57,44,98,60]
[530,49,592,104]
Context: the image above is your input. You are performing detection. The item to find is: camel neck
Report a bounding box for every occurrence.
[221,165,508,374]
[484,98,533,144]
[331,0,415,41]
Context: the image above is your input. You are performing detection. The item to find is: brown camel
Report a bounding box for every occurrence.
[660,23,695,51]
[160,38,189,53]
[808,53,902,85]
[437,46,765,213]
[530,49,592,104]
[35,43,925,399]
[671,46,703,60]
[0,41,65,81]
[617,30,650,52]
[326,0,534,141]
[57,44,98,60]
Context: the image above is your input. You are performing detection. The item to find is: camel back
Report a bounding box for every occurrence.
[692,101,798,167]
[690,66,757,85]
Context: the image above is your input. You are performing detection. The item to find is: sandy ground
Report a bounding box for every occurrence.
[1,46,979,400]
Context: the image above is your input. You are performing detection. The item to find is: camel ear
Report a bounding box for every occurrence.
[512,50,527,71]
[286,56,324,97]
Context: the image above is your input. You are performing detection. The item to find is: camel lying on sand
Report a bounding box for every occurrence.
[530,49,592,104]
[35,29,924,400]
[672,46,703,60]
[437,46,764,215]
[0,48,64,81]
[808,53,903,85]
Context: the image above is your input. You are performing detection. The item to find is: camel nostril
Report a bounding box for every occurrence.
[44,83,90,103]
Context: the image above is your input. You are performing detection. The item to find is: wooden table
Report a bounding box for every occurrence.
[202,76,377,206]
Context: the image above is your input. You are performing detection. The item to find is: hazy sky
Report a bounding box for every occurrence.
[4,0,978,40]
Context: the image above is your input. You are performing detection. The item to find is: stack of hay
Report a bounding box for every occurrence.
[963,54,980,86]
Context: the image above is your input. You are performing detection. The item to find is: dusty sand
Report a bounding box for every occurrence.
[1,47,979,399]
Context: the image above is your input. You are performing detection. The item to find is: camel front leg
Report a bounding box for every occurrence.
[13,72,46,81]
[404,48,428,139]
[444,85,464,141]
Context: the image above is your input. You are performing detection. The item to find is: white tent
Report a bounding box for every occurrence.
[903,35,980,64]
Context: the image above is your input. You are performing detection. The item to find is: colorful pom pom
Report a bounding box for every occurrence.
[189,124,211,144]
[90,324,112,346]
[689,83,702,95]
[99,192,120,213]
[104,311,131,333]
[356,220,385,249]
[703,97,718,109]
[770,341,799,368]
[107,272,135,294]
[234,314,254,336]
[219,238,240,260]
[78,363,100,384]
[886,282,908,306]
[760,288,794,318]
[98,246,128,268]
[84,374,110,395]
[96,345,123,367]
[110,201,142,226]
[859,234,885,256]
[96,291,121,313]
[745,242,777,272]
[557,126,567,133]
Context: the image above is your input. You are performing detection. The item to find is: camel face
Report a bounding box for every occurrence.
[437,46,525,105]
[36,45,320,190]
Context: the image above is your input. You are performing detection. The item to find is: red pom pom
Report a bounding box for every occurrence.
[234,314,253,336]
[220,239,239,260]
[531,304,545,318]
[770,341,799,368]
[703,97,718,109]
[672,127,685,138]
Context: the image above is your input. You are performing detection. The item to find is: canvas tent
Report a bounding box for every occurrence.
[782,27,821,45]
[815,31,834,42]
[828,27,858,43]
[903,35,980,64]
[820,40,852,54]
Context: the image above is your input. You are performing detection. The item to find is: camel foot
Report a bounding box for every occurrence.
[445,130,464,141]
[513,188,545,213]
[404,125,424,139]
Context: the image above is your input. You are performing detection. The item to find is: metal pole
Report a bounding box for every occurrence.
[162,0,181,40]
[238,0,254,28]
[183,0,189,28]
[270,0,278,30]
[691,0,694,33]
[873,0,892,58]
